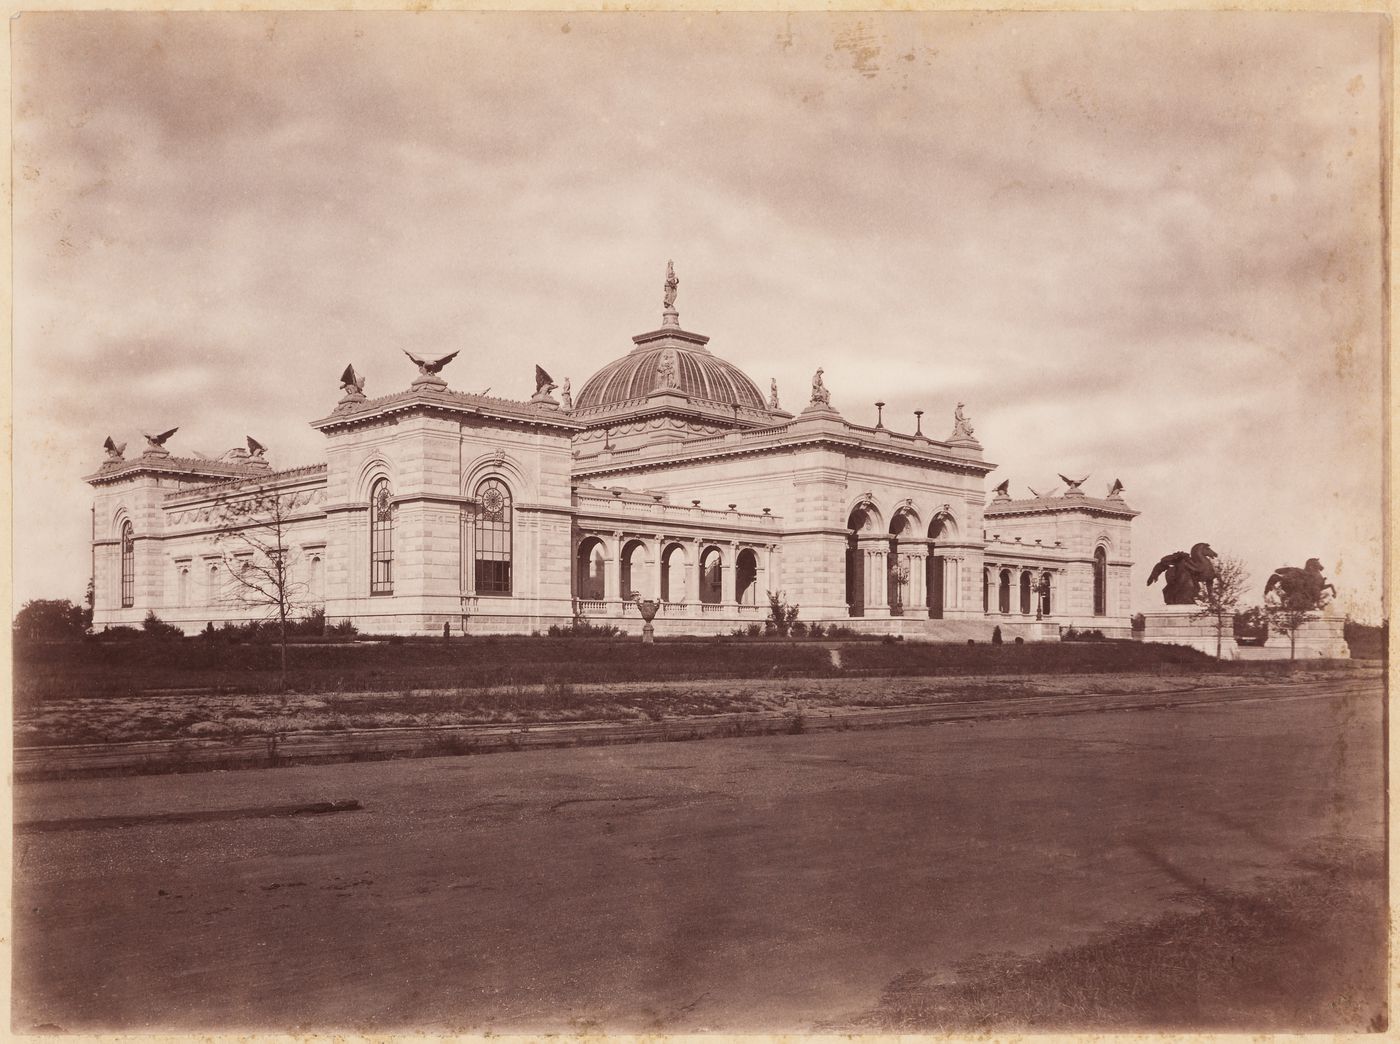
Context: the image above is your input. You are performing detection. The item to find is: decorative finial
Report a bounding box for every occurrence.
[874,401,886,428]
[914,409,924,437]
[949,401,976,442]
[662,260,679,327]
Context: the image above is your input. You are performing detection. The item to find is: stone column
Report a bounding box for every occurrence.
[867,546,888,610]
[603,535,620,603]
[944,557,960,610]
[651,536,666,600]
[908,548,927,612]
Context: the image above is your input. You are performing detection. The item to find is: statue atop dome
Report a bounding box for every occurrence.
[662,260,679,327]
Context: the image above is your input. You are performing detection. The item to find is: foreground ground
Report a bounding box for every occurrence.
[12,679,1384,1034]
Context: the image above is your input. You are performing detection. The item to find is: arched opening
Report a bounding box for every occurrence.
[1039,572,1053,617]
[369,479,394,596]
[698,546,723,604]
[1093,546,1108,616]
[208,563,221,607]
[983,568,991,613]
[1019,571,1032,614]
[927,512,956,620]
[309,555,324,604]
[620,539,649,601]
[473,478,512,596]
[177,566,189,608]
[846,505,874,617]
[998,569,1012,614]
[888,513,914,616]
[576,537,607,601]
[661,543,687,602]
[120,521,135,608]
[735,548,759,605]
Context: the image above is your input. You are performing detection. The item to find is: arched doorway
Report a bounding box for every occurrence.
[1038,572,1053,617]
[998,569,1012,614]
[576,537,607,601]
[887,512,914,616]
[927,512,957,619]
[661,543,687,603]
[1019,571,1032,614]
[846,504,875,617]
[698,546,724,604]
[735,548,759,605]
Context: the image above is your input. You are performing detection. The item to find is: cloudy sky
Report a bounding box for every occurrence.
[13,11,1388,619]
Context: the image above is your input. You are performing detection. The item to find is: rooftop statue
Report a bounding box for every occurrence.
[1147,542,1218,604]
[103,436,126,461]
[142,427,178,454]
[769,378,780,411]
[810,368,830,406]
[663,261,679,307]
[1107,478,1125,499]
[560,377,573,411]
[246,436,267,459]
[950,401,975,440]
[534,364,558,395]
[403,349,460,380]
[1058,473,1088,494]
[339,364,366,397]
[1264,558,1336,609]
[991,479,1010,499]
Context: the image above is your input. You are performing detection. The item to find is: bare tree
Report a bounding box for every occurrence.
[1266,585,1332,661]
[212,481,310,690]
[1192,553,1250,660]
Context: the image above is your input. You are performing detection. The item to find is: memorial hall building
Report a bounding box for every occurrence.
[86,270,1139,639]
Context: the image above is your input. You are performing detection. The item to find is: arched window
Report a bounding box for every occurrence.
[309,555,324,604]
[620,539,648,600]
[998,569,1012,614]
[370,479,394,595]
[576,537,607,600]
[1093,546,1108,616]
[1020,572,1032,614]
[474,479,512,595]
[120,521,135,608]
[177,567,189,608]
[661,543,687,603]
[1039,572,1053,616]
[983,568,991,612]
[735,549,759,605]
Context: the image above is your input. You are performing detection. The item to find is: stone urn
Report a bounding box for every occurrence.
[634,598,660,644]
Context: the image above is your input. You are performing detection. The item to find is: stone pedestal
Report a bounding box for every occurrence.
[1141,604,1227,656]
[1269,613,1350,659]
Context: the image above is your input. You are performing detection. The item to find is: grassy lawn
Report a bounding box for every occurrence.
[851,839,1386,1032]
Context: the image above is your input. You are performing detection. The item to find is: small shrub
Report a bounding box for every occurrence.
[546,620,624,638]
[1014,636,1025,645]
[326,618,359,637]
[97,624,143,642]
[141,611,184,640]
[1130,612,1146,633]
[992,625,1003,645]
[1062,627,1108,643]
[967,639,976,646]
[808,623,826,640]
[790,619,809,638]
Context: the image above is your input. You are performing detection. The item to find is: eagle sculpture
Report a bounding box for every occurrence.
[403,350,460,377]
[142,427,178,450]
[1108,478,1125,498]
[535,364,557,395]
[1147,542,1218,604]
[1058,473,1089,491]
[992,479,1010,497]
[1264,558,1336,609]
[103,436,126,460]
[246,436,267,458]
[339,364,366,395]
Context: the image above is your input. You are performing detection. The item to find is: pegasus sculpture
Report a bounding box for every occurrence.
[1147,542,1218,604]
[1264,558,1336,609]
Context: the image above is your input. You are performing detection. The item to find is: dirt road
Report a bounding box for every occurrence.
[12,679,1384,1033]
